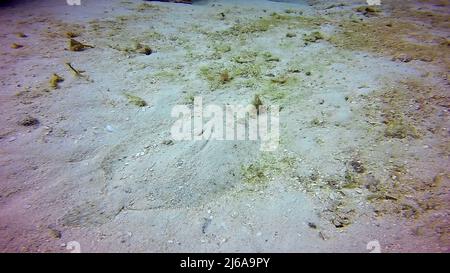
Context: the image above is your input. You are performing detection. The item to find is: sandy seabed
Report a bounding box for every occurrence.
[0,0,449,252]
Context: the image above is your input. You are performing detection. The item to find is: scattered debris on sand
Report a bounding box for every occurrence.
[68,38,94,51]
[65,31,79,38]
[303,31,324,44]
[135,43,153,55]
[64,62,85,77]
[1,0,449,253]
[10,43,23,49]
[15,32,27,38]
[49,73,64,89]
[18,116,39,127]
[124,93,147,107]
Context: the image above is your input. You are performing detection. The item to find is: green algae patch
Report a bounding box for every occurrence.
[259,74,300,102]
[124,93,147,107]
[376,78,449,140]
[199,65,234,90]
[384,117,420,139]
[354,5,382,15]
[303,31,324,44]
[241,163,267,185]
[214,13,327,40]
[134,3,165,12]
[241,154,297,187]
[199,50,278,90]
[232,50,258,64]
[328,15,449,67]
[260,85,287,101]
[210,43,232,59]
[110,41,153,55]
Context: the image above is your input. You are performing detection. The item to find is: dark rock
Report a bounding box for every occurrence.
[350,160,365,173]
[162,139,174,145]
[18,116,39,127]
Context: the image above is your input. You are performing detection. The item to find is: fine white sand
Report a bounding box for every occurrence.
[0,0,448,252]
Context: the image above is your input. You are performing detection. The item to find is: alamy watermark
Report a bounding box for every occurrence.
[63,239,380,252]
[66,241,81,253]
[171,97,280,151]
[366,240,381,253]
[366,0,381,5]
[66,0,81,5]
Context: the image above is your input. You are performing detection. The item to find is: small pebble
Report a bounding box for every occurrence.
[106,125,114,132]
